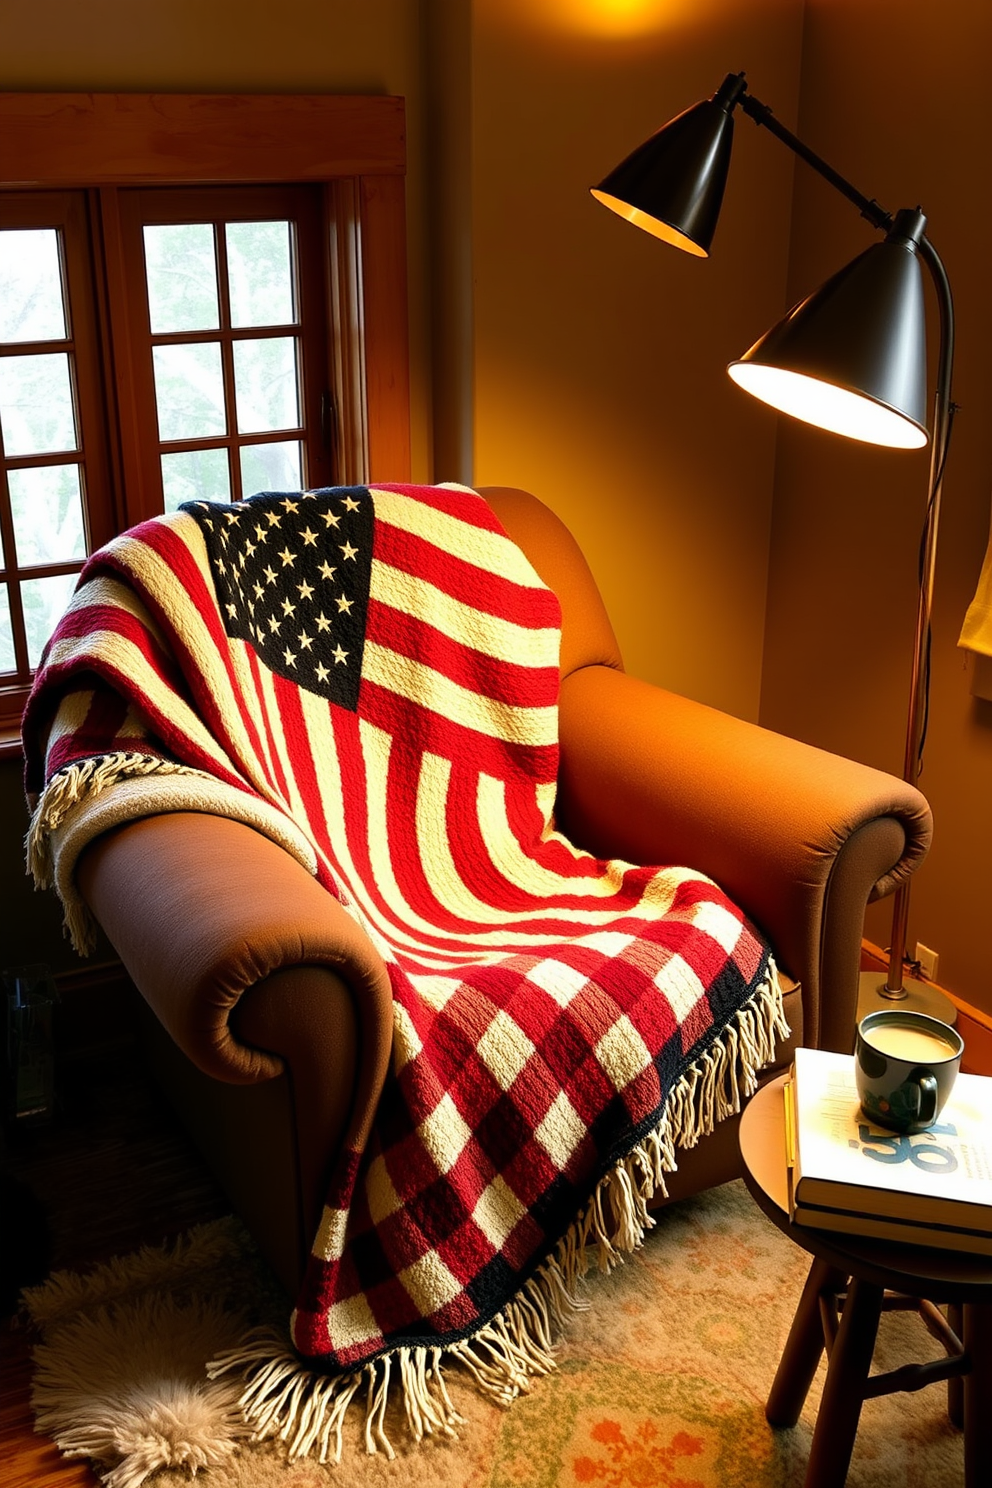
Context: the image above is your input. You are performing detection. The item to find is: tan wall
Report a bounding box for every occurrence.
[759,0,992,1015]
[469,0,805,716]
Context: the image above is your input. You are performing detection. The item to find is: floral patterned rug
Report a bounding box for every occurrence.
[24,1180,965,1488]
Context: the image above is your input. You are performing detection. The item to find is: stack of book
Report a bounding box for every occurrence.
[785,1047,992,1255]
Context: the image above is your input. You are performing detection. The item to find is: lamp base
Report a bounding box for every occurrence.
[856,969,957,1028]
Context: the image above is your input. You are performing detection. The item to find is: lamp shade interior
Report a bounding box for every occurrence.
[727,363,928,447]
[588,189,710,255]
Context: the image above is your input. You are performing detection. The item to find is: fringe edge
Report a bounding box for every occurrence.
[25,753,200,954]
[207,964,789,1464]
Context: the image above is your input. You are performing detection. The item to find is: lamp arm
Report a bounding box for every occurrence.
[883,233,955,995]
[736,85,893,233]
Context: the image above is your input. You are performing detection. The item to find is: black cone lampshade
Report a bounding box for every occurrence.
[590,73,746,257]
[728,208,929,448]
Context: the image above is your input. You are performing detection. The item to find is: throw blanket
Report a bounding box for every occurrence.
[23,483,787,1461]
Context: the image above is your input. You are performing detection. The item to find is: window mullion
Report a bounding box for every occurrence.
[96,186,162,528]
[214,222,241,503]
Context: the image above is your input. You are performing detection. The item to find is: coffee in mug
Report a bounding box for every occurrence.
[855,1010,963,1134]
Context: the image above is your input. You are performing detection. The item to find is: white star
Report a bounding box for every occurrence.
[322,509,341,528]
[281,597,296,617]
[268,615,281,633]
[315,612,332,632]
[283,647,297,666]
[300,526,318,547]
[265,511,282,527]
[315,662,330,683]
[340,541,358,561]
[297,631,314,651]
[254,523,268,542]
[335,594,354,614]
[253,582,264,600]
[342,495,361,512]
[278,547,297,567]
[263,565,277,585]
[225,508,240,522]
[225,602,237,618]
[318,560,337,581]
[282,498,300,513]
[332,644,348,665]
[297,579,314,600]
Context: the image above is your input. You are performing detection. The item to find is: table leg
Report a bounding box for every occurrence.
[766,1259,848,1428]
[947,1302,964,1429]
[963,1302,992,1488]
[803,1275,883,1488]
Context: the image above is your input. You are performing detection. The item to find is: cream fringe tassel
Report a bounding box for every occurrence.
[208,966,789,1464]
[25,752,197,953]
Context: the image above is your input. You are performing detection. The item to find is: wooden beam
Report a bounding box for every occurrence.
[0,94,405,187]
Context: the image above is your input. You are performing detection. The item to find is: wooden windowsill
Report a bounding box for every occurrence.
[0,725,23,760]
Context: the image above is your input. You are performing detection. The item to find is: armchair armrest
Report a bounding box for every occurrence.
[556,666,932,1052]
[76,810,393,1107]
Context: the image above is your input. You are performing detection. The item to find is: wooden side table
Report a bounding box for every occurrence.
[739,1072,992,1488]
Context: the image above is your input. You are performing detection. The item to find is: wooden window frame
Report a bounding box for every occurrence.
[0,92,411,732]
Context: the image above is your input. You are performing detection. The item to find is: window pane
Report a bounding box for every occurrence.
[9,464,86,565]
[152,342,226,441]
[162,447,231,512]
[226,221,295,328]
[0,586,13,672]
[240,440,303,497]
[144,224,220,334]
[23,571,78,668]
[0,229,66,343]
[233,337,299,434]
[0,352,77,456]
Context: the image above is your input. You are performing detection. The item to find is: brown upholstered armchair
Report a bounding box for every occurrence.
[75,486,932,1295]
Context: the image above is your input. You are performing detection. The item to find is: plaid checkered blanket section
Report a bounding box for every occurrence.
[23,483,788,1462]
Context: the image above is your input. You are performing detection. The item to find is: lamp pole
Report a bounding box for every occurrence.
[874,233,955,1009]
[733,78,958,1015]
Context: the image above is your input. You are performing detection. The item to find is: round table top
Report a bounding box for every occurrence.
[739,1073,992,1302]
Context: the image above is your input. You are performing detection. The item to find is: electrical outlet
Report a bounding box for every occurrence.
[915,942,939,983]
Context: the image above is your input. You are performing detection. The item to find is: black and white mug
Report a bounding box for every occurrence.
[855,1010,964,1134]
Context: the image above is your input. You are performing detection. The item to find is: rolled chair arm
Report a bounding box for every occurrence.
[76,810,393,1098]
[556,666,932,1052]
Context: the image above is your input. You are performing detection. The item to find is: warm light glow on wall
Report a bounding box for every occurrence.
[491,0,695,41]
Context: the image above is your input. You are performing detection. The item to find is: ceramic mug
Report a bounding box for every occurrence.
[855,1010,964,1134]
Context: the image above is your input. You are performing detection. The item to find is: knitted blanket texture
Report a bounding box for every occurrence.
[23,483,786,1460]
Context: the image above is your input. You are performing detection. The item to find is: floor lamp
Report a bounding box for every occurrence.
[591,70,957,1025]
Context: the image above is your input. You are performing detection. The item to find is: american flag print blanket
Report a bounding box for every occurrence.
[23,483,787,1461]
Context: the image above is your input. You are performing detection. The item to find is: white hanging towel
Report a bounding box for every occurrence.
[958,488,992,657]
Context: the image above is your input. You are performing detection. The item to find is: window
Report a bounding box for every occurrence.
[0,93,411,731]
[0,194,111,692]
[117,185,335,511]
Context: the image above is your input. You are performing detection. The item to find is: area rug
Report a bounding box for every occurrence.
[22,1181,965,1488]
